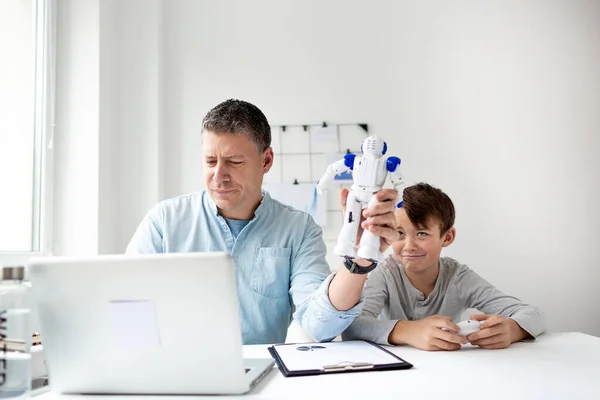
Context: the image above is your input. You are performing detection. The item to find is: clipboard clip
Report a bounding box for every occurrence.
[322,362,374,372]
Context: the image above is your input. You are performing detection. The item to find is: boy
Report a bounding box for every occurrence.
[342,183,546,350]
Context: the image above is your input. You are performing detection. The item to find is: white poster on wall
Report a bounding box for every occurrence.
[263,182,327,227]
[311,124,338,143]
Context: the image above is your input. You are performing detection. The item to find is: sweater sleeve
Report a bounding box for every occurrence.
[454,266,547,338]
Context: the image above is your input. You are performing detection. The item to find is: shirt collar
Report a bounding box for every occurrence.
[253,190,271,219]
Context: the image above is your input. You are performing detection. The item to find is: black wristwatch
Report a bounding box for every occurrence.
[343,256,378,275]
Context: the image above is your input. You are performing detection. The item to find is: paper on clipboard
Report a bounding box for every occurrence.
[271,341,405,372]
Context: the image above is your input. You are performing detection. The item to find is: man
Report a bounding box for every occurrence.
[127,99,399,344]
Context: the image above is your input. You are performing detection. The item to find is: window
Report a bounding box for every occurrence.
[0,0,54,264]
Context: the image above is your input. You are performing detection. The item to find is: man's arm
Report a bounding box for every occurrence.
[457,266,547,340]
[125,204,164,254]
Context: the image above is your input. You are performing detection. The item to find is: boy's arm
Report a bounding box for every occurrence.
[388,316,465,351]
[456,266,547,339]
[343,259,465,350]
[341,264,398,345]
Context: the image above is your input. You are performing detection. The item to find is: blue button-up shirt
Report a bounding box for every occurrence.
[126,190,364,344]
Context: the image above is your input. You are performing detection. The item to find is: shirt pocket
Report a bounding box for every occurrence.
[252,247,292,299]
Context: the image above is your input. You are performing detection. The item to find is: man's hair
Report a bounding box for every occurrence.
[402,182,455,235]
[201,99,271,153]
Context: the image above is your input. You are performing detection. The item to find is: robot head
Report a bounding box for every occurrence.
[360,135,387,157]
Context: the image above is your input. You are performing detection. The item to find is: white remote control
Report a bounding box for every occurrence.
[443,320,482,337]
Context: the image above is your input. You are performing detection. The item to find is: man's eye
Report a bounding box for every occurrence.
[229,161,243,165]
[205,160,217,165]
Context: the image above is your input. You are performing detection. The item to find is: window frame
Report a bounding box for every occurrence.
[0,0,55,267]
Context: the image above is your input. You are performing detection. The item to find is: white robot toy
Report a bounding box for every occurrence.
[316,135,405,263]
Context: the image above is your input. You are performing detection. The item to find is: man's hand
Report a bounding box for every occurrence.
[389,316,468,351]
[340,188,399,255]
[466,314,530,349]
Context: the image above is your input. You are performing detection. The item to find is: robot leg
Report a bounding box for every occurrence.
[334,191,362,258]
[356,194,382,262]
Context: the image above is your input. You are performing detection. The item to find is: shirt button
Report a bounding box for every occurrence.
[414,314,421,319]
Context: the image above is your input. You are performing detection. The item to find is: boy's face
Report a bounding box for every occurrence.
[392,208,455,273]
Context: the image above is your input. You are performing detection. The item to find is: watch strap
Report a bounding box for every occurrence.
[343,256,378,275]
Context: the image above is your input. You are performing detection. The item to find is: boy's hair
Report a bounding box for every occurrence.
[402,182,455,235]
[201,99,271,153]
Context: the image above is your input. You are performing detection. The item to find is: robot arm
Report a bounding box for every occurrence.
[387,156,406,208]
[315,154,355,195]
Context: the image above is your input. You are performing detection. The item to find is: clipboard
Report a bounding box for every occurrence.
[267,340,413,377]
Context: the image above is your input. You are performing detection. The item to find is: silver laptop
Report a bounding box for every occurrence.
[27,252,274,395]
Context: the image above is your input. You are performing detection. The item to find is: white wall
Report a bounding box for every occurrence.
[54,0,163,255]
[53,0,600,336]
[98,0,163,254]
[54,0,100,255]
[160,0,600,336]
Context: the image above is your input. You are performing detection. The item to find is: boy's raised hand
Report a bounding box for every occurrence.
[466,314,530,349]
[391,315,468,351]
[339,188,399,253]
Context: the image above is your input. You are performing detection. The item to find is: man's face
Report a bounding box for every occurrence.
[203,131,273,219]
[391,208,455,273]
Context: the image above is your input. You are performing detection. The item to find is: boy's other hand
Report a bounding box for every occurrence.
[391,316,468,351]
[467,314,530,349]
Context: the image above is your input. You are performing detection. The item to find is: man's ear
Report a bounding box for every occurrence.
[262,147,274,173]
[441,227,456,247]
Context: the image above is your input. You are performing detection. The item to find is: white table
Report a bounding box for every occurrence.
[35,332,600,399]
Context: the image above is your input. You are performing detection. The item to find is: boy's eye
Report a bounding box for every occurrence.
[397,231,404,237]
[417,232,428,237]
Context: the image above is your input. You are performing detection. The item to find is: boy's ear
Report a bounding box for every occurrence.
[441,227,456,247]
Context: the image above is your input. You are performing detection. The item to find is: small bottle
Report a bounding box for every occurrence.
[0,266,31,400]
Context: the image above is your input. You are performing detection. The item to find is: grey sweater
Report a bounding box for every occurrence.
[342,256,547,345]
